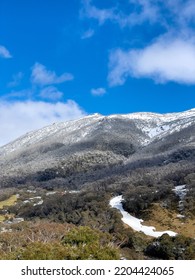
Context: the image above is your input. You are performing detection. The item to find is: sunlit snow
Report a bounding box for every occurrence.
[109,195,177,238]
[173,185,188,212]
[173,185,187,200]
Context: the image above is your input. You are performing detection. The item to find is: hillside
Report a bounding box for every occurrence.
[0,109,195,260]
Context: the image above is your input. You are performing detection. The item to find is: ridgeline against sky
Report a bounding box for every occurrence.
[0,0,195,145]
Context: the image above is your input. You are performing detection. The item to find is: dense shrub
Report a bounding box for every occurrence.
[145,234,195,260]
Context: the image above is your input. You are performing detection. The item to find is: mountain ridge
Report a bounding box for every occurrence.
[0,108,194,189]
[1,108,195,153]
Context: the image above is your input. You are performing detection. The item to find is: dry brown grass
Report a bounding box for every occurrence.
[142,203,195,238]
[0,195,18,210]
[0,215,5,222]
[0,195,18,223]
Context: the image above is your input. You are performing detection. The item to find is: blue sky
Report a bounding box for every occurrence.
[0,0,195,145]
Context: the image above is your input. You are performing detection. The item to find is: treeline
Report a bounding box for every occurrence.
[1,144,194,191]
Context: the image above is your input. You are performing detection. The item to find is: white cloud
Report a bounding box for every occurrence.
[108,37,195,86]
[40,86,63,100]
[81,1,195,86]
[31,63,74,86]
[108,49,133,86]
[91,87,106,96]
[0,100,85,146]
[0,45,12,58]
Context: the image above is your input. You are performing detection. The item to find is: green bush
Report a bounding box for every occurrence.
[0,224,120,260]
[145,234,195,260]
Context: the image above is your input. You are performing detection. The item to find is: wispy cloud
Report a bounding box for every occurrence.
[40,86,63,100]
[91,87,106,96]
[81,0,116,25]
[81,0,195,44]
[81,0,160,27]
[0,100,85,146]
[1,89,32,102]
[116,0,159,27]
[81,28,95,39]
[0,45,12,58]
[31,63,74,86]
[81,0,195,29]
[182,0,195,21]
[108,36,195,86]
[8,72,23,87]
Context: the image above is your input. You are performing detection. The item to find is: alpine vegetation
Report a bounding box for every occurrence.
[0,109,195,260]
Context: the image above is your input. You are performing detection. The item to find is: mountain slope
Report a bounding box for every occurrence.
[1,109,195,260]
[1,108,195,154]
[0,109,194,188]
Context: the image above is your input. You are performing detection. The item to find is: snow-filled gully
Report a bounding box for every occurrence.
[109,195,177,238]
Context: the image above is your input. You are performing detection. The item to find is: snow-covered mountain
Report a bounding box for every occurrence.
[0,108,194,188]
[1,108,195,155]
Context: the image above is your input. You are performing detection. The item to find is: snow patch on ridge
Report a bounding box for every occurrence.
[108,109,195,144]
